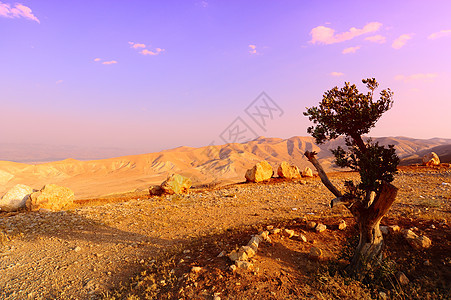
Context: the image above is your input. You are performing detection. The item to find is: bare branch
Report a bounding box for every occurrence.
[304,151,343,198]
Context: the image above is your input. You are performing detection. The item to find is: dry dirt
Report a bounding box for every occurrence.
[0,165,450,299]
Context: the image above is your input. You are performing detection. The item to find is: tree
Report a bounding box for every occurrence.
[303,78,400,278]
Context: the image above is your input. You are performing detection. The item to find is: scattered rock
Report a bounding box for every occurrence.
[277,161,301,180]
[389,225,400,233]
[229,264,237,272]
[239,246,256,258]
[299,234,307,242]
[379,291,387,300]
[338,220,347,231]
[160,174,192,195]
[245,161,273,183]
[191,266,202,273]
[228,250,247,262]
[396,271,410,285]
[309,246,322,260]
[0,184,34,212]
[315,224,327,233]
[235,260,253,270]
[283,229,295,238]
[26,184,74,211]
[422,152,440,166]
[404,230,432,249]
[74,246,82,252]
[270,228,281,235]
[307,221,317,230]
[301,167,314,178]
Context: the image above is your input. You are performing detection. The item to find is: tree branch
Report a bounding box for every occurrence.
[304,151,343,198]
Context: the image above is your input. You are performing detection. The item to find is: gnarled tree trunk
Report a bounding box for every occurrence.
[304,151,398,278]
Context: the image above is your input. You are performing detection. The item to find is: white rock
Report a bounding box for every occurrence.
[283,229,295,238]
[0,184,34,212]
[315,224,327,233]
[380,226,389,235]
[302,167,314,178]
[245,161,273,182]
[338,220,347,230]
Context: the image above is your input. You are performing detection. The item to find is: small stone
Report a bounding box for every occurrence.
[266,225,274,230]
[396,272,409,285]
[380,226,389,235]
[389,225,400,233]
[235,260,253,270]
[228,250,248,262]
[424,260,432,266]
[307,221,317,230]
[74,246,82,252]
[183,249,191,254]
[315,224,327,233]
[240,246,256,258]
[309,246,322,260]
[283,229,295,238]
[338,220,347,230]
[229,264,237,272]
[430,224,436,229]
[259,231,270,242]
[191,266,202,273]
[299,234,307,242]
[270,228,281,235]
[213,296,221,300]
[217,250,226,258]
[379,291,387,300]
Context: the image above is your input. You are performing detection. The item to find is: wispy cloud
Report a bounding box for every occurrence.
[392,34,413,49]
[330,72,344,77]
[140,48,164,56]
[94,58,118,65]
[128,41,146,49]
[248,44,257,55]
[310,22,382,45]
[102,60,118,65]
[395,73,437,82]
[130,41,165,56]
[365,34,386,44]
[428,29,451,40]
[56,80,63,84]
[0,1,39,23]
[342,46,360,54]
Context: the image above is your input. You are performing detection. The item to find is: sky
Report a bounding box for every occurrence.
[1,0,451,157]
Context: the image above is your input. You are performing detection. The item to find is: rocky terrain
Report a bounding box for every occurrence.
[1,136,451,199]
[0,164,450,299]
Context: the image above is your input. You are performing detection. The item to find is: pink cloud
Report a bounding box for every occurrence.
[0,2,39,23]
[310,22,382,44]
[248,44,257,54]
[94,58,102,62]
[140,48,164,56]
[365,34,386,44]
[128,42,146,49]
[102,60,118,65]
[392,34,413,49]
[428,29,451,40]
[342,46,361,54]
[330,72,344,77]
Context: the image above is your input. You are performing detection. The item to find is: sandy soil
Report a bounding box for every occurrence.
[0,165,450,299]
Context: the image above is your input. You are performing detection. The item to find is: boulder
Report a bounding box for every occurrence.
[302,167,314,178]
[26,184,74,211]
[149,185,164,196]
[160,173,192,194]
[245,161,273,183]
[0,184,34,212]
[277,161,301,180]
[404,229,432,249]
[422,152,440,166]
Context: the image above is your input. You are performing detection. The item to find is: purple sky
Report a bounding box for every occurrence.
[1,0,451,155]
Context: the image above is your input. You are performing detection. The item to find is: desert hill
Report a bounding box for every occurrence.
[0,136,450,199]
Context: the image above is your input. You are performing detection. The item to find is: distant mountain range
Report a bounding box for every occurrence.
[0,136,450,199]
